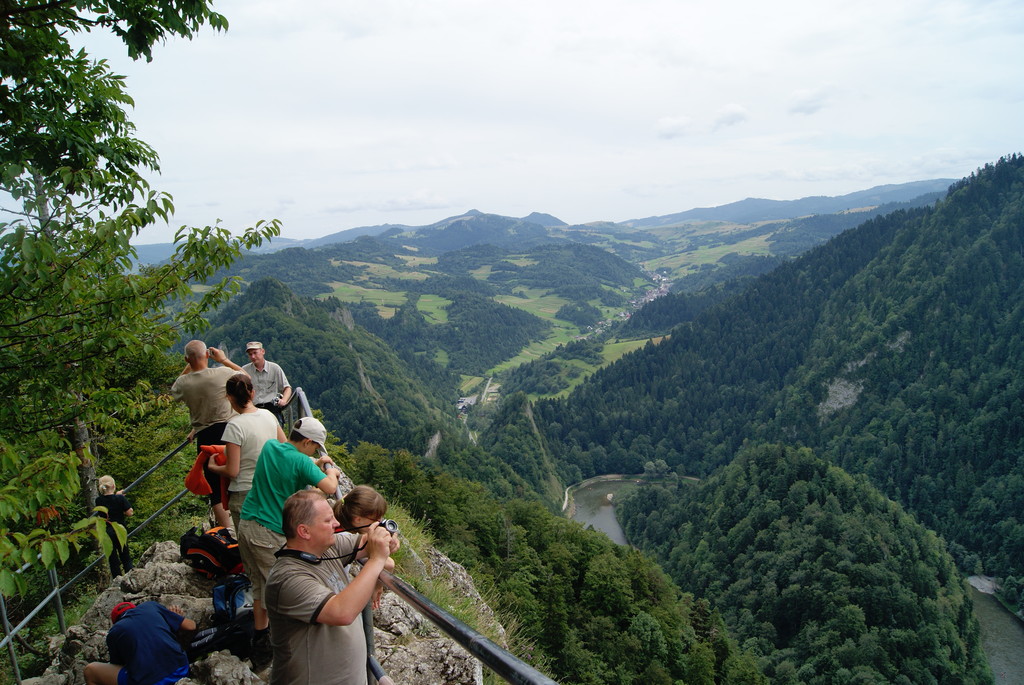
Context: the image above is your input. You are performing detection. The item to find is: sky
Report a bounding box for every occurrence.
[78,0,1024,244]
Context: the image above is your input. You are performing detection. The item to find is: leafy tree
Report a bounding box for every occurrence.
[620,444,992,684]
[346,443,766,685]
[555,301,602,329]
[0,1,277,595]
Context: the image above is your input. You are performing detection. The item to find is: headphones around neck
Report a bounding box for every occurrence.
[274,547,358,565]
[274,548,323,564]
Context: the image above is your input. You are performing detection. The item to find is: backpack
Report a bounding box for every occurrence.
[212,573,252,623]
[186,610,254,662]
[179,526,244,578]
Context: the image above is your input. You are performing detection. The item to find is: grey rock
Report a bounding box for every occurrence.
[30,538,499,685]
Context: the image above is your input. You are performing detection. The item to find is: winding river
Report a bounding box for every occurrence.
[568,477,1024,683]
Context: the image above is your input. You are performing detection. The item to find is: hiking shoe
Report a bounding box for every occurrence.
[249,630,272,670]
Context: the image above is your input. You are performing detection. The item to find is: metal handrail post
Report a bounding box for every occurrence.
[377,570,559,685]
[47,568,66,635]
[0,592,22,684]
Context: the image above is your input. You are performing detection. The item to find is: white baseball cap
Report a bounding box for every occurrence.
[293,417,327,446]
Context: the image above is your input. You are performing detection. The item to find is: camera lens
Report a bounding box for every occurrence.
[380,519,399,534]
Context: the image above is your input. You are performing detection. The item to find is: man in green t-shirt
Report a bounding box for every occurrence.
[238,417,339,657]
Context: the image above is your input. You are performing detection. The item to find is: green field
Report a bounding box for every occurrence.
[396,254,438,267]
[459,375,486,394]
[416,294,451,323]
[488,319,580,375]
[341,260,432,281]
[496,288,570,320]
[644,233,772,278]
[601,337,656,363]
[325,282,407,306]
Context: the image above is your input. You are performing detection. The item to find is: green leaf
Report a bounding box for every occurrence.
[0,569,21,597]
[56,539,70,564]
[40,540,54,567]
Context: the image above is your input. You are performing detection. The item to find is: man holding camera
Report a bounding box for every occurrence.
[264,489,395,685]
[172,340,242,530]
[241,341,292,425]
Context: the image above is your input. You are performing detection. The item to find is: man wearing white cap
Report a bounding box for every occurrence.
[241,341,292,424]
[237,417,339,660]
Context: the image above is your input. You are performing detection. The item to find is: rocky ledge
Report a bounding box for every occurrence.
[26,541,496,685]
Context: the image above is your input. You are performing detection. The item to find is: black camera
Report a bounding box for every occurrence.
[379,519,399,534]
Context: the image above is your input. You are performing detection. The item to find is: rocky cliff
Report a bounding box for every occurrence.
[26,540,497,685]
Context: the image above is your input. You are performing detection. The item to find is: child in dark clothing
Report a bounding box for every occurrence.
[95,475,134,578]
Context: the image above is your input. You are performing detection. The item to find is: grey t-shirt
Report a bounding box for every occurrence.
[264,535,366,685]
[170,366,237,430]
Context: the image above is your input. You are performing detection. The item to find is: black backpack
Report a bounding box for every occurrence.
[212,573,252,623]
[180,526,244,578]
[186,610,254,662]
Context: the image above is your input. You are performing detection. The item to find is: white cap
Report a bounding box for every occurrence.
[293,417,327,446]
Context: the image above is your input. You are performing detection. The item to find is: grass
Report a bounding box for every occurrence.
[396,255,438,267]
[495,288,570,320]
[601,337,655,363]
[487,321,580,375]
[340,260,432,281]
[459,376,486,394]
[324,282,407,306]
[416,294,451,323]
[0,579,101,682]
[643,233,773,279]
[385,506,515,649]
[502,257,538,267]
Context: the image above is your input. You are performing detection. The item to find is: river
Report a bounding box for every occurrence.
[569,477,1024,683]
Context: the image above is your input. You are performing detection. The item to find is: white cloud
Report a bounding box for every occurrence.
[68,0,1024,243]
[325,190,452,215]
[656,117,693,139]
[788,88,833,116]
[713,104,750,130]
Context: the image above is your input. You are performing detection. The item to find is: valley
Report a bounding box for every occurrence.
[147,168,1023,683]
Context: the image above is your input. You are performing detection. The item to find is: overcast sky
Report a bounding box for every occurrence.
[81,0,1024,244]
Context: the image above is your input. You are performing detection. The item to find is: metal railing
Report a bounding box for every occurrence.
[379,570,557,685]
[1,387,560,685]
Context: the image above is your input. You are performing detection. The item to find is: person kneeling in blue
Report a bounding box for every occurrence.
[84,601,196,685]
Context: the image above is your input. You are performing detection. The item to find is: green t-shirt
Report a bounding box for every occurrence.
[239,440,326,534]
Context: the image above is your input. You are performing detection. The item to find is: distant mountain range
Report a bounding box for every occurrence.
[620,179,954,227]
[132,179,954,266]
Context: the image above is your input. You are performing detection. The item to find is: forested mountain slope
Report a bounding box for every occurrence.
[619,445,991,684]
[347,443,766,685]
[203,278,456,450]
[203,279,547,499]
[531,154,1024,579]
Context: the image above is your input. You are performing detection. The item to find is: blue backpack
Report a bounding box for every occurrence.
[212,573,252,623]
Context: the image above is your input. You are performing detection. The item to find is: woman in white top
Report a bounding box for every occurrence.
[209,372,286,533]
